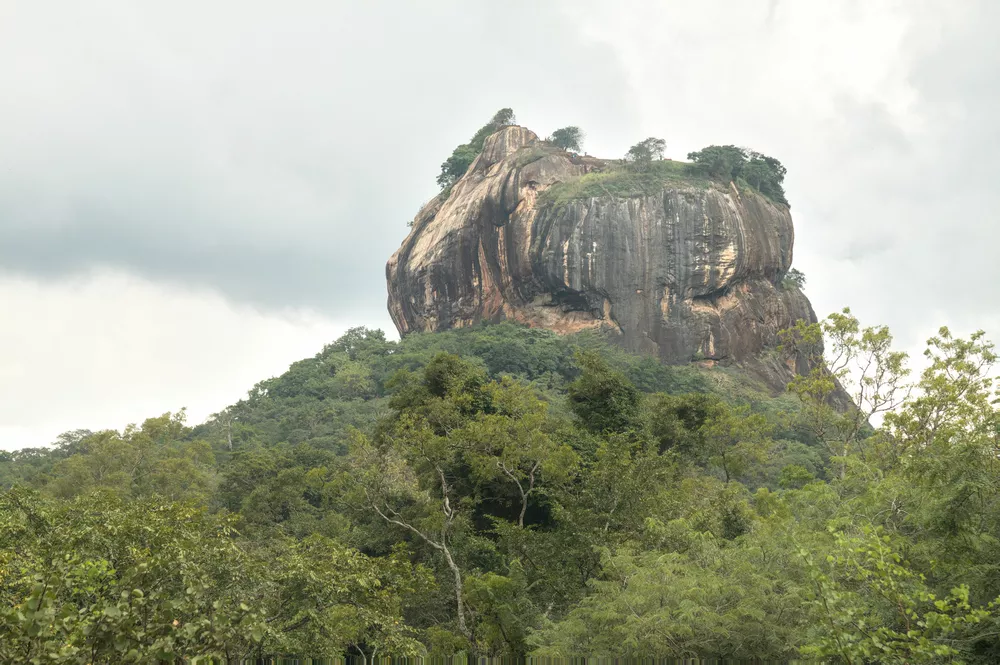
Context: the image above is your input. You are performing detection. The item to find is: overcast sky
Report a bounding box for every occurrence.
[2,0,996,450]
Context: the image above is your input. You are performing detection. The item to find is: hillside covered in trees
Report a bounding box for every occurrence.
[4,312,1000,663]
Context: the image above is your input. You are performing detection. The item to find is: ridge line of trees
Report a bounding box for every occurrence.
[6,313,1000,661]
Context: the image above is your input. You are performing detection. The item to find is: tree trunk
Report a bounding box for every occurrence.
[442,544,469,639]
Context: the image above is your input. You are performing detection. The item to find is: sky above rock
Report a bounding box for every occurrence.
[2,0,996,449]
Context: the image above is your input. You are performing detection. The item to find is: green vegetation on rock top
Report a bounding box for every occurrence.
[437,107,517,191]
[688,144,789,205]
[538,159,714,207]
[432,109,789,210]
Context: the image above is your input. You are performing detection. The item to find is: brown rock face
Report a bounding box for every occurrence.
[386,126,820,391]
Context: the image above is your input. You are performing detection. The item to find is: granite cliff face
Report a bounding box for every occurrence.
[387,126,818,391]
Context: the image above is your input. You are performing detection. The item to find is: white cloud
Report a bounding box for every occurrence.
[0,271,350,450]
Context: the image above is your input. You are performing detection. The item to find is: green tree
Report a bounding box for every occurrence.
[437,108,516,190]
[464,563,537,656]
[0,489,427,663]
[547,126,584,152]
[700,403,775,484]
[345,352,589,649]
[624,137,666,171]
[783,267,806,290]
[688,145,789,205]
[249,536,430,659]
[531,512,807,659]
[45,411,216,503]
[21,312,1000,661]
[686,144,745,179]
[566,351,642,434]
[462,377,578,527]
[645,392,717,456]
[778,463,816,489]
[343,356,492,640]
[800,528,994,664]
[779,308,910,479]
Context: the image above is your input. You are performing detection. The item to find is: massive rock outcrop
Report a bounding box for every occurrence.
[387,126,819,391]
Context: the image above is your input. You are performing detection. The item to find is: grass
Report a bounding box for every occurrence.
[538,160,714,207]
[514,144,555,168]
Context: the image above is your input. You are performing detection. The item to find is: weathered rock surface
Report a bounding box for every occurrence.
[386,126,820,391]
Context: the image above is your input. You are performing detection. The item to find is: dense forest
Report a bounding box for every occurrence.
[4,312,1000,663]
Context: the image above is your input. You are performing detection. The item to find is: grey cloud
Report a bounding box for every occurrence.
[729,0,1000,352]
[830,1,1000,343]
[0,0,638,320]
[6,0,998,360]
[839,235,895,263]
[765,0,780,25]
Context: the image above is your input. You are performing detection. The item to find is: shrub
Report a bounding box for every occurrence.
[782,268,806,290]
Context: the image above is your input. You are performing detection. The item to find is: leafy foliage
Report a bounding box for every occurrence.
[800,528,992,664]
[436,108,516,191]
[687,144,789,205]
[547,126,584,152]
[6,314,1000,661]
[783,267,806,290]
[0,490,426,662]
[566,351,641,434]
[624,137,666,171]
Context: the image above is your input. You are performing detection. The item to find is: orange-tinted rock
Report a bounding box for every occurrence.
[387,126,821,391]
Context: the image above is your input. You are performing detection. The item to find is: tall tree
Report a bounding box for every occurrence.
[700,403,775,484]
[547,126,584,152]
[567,351,642,434]
[624,137,666,171]
[462,377,577,527]
[779,308,910,479]
[437,108,516,190]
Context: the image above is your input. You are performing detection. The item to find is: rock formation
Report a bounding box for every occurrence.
[386,125,820,391]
